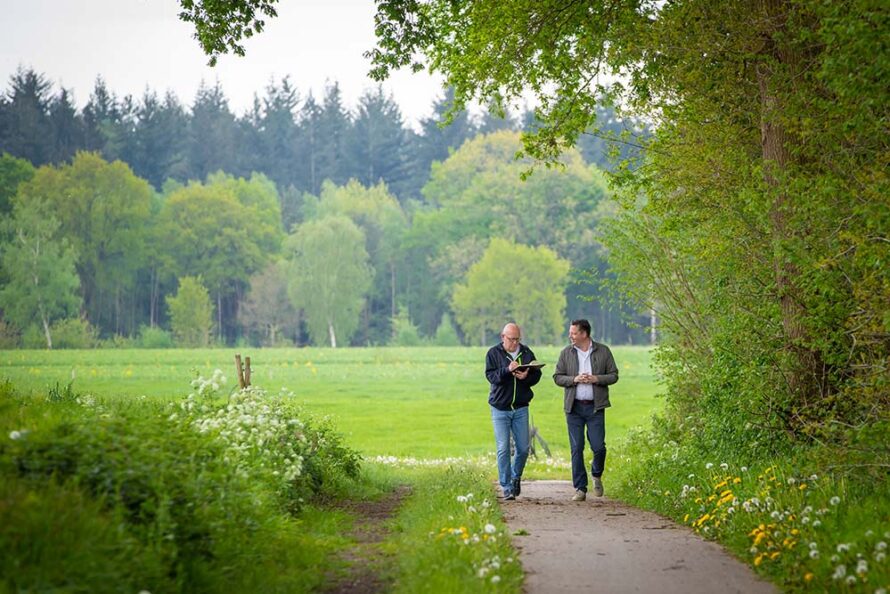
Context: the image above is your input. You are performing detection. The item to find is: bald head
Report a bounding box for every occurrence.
[501,323,522,351]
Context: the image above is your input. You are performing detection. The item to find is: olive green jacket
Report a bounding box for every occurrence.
[553,341,619,413]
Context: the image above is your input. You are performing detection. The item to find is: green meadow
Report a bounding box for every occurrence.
[0,346,660,459]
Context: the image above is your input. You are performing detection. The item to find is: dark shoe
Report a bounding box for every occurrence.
[504,491,516,501]
[511,477,521,497]
[593,477,604,497]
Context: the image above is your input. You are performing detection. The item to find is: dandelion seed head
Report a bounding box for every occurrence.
[830,496,841,506]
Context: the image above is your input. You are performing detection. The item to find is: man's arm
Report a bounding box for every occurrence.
[552,348,575,388]
[484,348,512,385]
[594,346,619,385]
[520,347,543,387]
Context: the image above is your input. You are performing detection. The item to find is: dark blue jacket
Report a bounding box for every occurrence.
[485,342,542,411]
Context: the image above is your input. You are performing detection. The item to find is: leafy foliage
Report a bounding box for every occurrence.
[285,216,372,347]
[452,238,570,346]
[167,276,213,347]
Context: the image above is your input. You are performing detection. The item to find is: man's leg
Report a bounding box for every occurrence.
[490,406,514,495]
[566,404,588,493]
[587,409,607,493]
[510,406,530,494]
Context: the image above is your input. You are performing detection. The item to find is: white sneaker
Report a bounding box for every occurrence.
[572,489,586,501]
[593,477,604,497]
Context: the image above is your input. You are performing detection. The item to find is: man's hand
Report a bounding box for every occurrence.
[508,360,520,372]
[574,373,599,384]
[513,368,529,380]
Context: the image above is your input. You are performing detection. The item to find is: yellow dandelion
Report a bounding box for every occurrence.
[754,554,764,566]
[684,514,690,523]
[799,483,807,490]
[804,573,814,583]
[733,477,742,484]
[769,551,780,560]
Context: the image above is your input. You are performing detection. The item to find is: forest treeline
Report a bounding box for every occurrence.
[0,68,646,348]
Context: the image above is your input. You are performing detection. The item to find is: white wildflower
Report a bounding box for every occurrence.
[705,463,714,470]
[484,523,497,534]
[857,559,868,574]
[832,565,847,580]
[490,575,501,584]
[830,496,841,506]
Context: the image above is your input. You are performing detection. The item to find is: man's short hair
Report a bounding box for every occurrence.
[571,319,591,336]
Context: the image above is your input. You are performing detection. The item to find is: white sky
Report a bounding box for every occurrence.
[1,0,447,127]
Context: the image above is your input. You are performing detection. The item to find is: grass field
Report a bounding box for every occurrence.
[0,346,661,459]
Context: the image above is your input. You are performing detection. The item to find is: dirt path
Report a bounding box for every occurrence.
[501,480,777,594]
[322,485,411,594]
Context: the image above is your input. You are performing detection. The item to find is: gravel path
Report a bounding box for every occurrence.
[501,480,778,594]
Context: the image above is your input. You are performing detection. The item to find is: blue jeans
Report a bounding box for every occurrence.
[490,405,530,494]
[566,403,606,492]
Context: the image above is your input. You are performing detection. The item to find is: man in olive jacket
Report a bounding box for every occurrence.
[553,319,619,501]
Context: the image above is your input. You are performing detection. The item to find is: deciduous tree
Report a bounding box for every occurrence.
[285,215,372,347]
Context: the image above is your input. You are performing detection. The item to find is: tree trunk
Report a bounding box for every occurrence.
[390,262,396,319]
[217,290,223,344]
[41,315,52,349]
[328,320,337,348]
[757,0,817,406]
[650,307,657,345]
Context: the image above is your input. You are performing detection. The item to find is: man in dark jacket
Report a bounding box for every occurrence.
[485,322,542,500]
[553,319,619,501]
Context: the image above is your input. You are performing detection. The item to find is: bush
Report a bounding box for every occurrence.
[139,325,174,348]
[49,318,97,349]
[20,325,46,349]
[433,313,461,346]
[0,376,364,593]
[0,320,19,348]
[390,308,423,347]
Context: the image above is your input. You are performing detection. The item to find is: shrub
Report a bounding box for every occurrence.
[0,376,363,592]
[167,276,213,347]
[0,320,20,348]
[390,308,423,346]
[48,318,97,349]
[433,313,461,346]
[139,325,174,348]
[20,325,45,349]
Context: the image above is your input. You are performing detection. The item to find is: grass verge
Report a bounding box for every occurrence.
[610,426,889,592]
